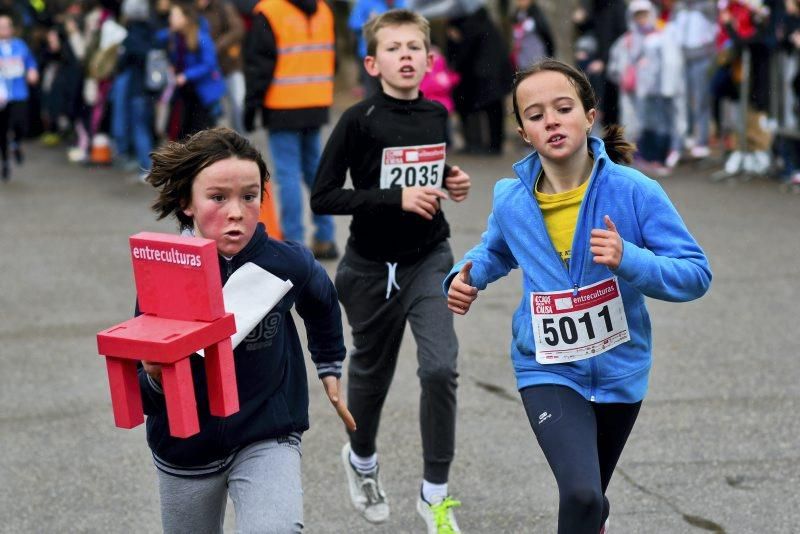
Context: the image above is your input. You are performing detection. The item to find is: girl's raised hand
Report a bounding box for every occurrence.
[447,261,478,315]
[321,375,357,432]
[590,215,623,269]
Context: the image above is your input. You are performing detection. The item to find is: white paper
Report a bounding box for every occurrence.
[197,262,293,356]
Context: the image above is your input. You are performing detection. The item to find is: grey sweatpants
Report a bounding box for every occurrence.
[335,241,459,484]
[156,438,303,533]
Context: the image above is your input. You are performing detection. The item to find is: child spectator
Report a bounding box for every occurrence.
[160,0,225,139]
[671,0,718,159]
[627,0,684,175]
[716,0,773,176]
[311,10,470,533]
[510,0,555,70]
[419,44,459,145]
[0,11,37,181]
[196,0,246,132]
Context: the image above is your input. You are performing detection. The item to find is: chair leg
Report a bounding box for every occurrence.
[161,357,200,438]
[204,338,239,417]
[105,356,144,429]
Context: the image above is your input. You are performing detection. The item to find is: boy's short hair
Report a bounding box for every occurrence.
[147,127,269,230]
[364,9,431,57]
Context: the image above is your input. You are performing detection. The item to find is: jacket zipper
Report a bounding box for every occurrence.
[527,155,601,400]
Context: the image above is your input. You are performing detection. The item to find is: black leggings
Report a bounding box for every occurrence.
[0,101,27,163]
[521,385,641,534]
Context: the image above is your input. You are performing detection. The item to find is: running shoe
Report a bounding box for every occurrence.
[690,145,711,159]
[341,443,389,523]
[665,150,681,169]
[417,492,461,534]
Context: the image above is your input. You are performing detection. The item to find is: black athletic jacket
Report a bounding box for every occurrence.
[310,91,452,264]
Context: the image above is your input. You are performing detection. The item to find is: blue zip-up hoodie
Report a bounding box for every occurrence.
[0,37,37,101]
[137,224,345,472]
[444,137,711,403]
[158,17,225,107]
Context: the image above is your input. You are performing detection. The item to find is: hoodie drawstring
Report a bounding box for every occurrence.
[385,262,400,299]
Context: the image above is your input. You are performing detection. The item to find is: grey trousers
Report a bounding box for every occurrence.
[156,438,303,533]
[335,241,459,484]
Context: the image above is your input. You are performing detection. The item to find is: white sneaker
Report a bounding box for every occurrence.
[341,443,389,523]
[741,152,756,174]
[67,146,87,163]
[690,145,711,159]
[724,151,743,174]
[600,516,610,533]
[665,149,681,169]
[417,493,462,534]
[752,150,770,174]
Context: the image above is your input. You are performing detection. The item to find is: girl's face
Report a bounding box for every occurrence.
[182,157,263,257]
[515,70,595,164]
[169,5,188,31]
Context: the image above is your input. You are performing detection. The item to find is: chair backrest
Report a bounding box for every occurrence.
[130,232,224,322]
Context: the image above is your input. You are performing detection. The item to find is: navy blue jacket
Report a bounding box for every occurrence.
[137,224,345,471]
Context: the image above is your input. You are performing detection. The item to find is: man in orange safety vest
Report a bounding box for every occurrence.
[243,0,338,259]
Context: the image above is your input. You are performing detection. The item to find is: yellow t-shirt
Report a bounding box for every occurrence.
[534,173,589,270]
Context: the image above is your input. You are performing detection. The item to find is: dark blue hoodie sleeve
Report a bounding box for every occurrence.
[138,364,167,414]
[133,298,167,414]
[294,250,346,378]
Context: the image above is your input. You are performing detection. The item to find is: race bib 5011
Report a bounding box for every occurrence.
[531,277,630,365]
[380,143,446,189]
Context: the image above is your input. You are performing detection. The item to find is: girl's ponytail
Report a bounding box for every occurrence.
[601,124,637,165]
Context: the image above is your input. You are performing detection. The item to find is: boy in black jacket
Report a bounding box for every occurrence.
[311,10,470,533]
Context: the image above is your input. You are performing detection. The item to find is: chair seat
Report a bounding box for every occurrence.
[97,313,236,363]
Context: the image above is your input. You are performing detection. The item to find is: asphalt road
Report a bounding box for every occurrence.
[1,126,798,533]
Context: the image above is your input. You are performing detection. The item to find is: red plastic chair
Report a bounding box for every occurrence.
[97,232,239,438]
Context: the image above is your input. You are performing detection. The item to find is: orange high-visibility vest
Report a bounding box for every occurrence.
[253,0,334,110]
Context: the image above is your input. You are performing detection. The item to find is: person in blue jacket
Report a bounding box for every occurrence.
[141,127,355,532]
[0,11,37,181]
[160,0,225,139]
[445,59,711,534]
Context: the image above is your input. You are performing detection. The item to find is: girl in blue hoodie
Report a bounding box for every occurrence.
[161,0,225,139]
[445,59,711,533]
[0,11,37,181]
